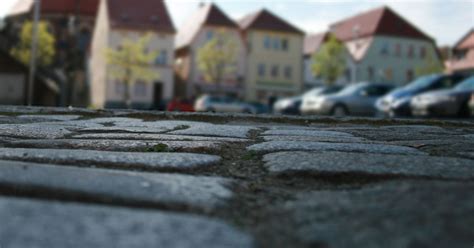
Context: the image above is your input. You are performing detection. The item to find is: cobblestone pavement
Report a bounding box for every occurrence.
[0,106,473,248]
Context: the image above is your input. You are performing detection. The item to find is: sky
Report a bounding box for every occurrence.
[0,0,473,46]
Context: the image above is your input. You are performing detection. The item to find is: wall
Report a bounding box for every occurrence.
[244,30,303,101]
[0,74,25,105]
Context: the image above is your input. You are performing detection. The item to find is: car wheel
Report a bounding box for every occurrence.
[331,105,348,117]
[457,103,470,118]
[206,108,216,113]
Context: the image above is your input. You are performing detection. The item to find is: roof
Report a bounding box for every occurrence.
[176,3,237,50]
[330,6,433,42]
[454,29,474,50]
[108,0,176,33]
[8,0,99,17]
[304,32,329,56]
[237,9,303,34]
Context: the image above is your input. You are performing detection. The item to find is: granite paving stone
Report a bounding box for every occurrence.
[0,148,221,170]
[0,197,253,248]
[248,141,425,155]
[263,135,366,143]
[263,129,354,137]
[284,181,474,248]
[6,139,223,152]
[0,123,73,139]
[0,160,232,210]
[17,115,82,121]
[73,133,250,142]
[263,151,474,179]
[170,124,259,138]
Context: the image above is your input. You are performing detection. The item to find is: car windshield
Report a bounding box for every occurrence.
[454,77,474,91]
[303,87,325,97]
[337,84,365,95]
[402,74,441,91]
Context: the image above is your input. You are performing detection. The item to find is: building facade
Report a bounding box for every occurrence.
[238,9,304,102]
[175,3,246,99]
[89,0,175,109]
[446,29,474,75]
[329,6,442,85]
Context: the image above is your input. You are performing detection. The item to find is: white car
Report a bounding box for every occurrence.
[194,95,257,114]
[300,85,344,115]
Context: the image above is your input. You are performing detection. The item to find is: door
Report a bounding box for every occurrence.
[153,82,164,110]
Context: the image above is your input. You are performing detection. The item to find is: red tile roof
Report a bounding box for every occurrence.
[330,6,433,42]
[304,32,329,56]
[238,9,303,35]
[9,0,99,17]
[454,29,474,50]
[108,0,176,33]
[176,3,237,49]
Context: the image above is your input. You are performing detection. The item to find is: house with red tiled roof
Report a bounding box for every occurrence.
[175,3,246,98]
[446,29,474,75]
[238,9,304,101]
[5,0,100,106]
[303,32,352,88]
[89,0,176,109]
[327,6,442,85]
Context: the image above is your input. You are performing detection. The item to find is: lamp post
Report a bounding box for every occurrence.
[351,25,360,84]
[27,0,41,106]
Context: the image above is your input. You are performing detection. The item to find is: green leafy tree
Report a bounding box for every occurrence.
[311,34,346,85]
[196,30,237,94]
[106,33,159,108]
[415,52,444,76]
[11,21,55,66]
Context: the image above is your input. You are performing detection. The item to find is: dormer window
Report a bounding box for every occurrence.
[121,14,130,22]
[150,15,159,23]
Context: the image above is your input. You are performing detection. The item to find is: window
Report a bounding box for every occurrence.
[408,45,414,58]
[406,69,414,82]
[114,80,125,95]
[258,64,266,77]
[272,38,280,50]
[420,46,426,59]
[134,80,147,97]
[155,50,168,65]
[284,66,292,79]
[264,36,271,49]
[281,39,289,51]
[395,43,401,57]
[384,68,393,81]
[271,65,279,78]
[380,42,389,55]
[367,66,374,81]
[206,31,214,41]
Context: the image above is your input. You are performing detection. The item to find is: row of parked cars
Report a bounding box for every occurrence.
[274,73,474,118]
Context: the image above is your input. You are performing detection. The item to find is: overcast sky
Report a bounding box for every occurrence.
[1,0,473,46]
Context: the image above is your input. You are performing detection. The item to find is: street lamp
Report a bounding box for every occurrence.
[27,0,41,106]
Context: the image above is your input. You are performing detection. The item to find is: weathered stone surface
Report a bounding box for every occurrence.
[0,160,232,209]
[263,135,366,143]
[79,120,203,134]
[0,148,221,170]
[285,181,474,248]
[263,129,354,137]
[0,124,73,139]
[0,197,253,248]
[73,133,249,142]
[170,124,258,138]
[263,151,474,179]
[248,141,425,155]
[17,114,82,121]
[7,139,222,152]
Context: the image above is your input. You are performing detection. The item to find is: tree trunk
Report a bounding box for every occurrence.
[124,68,132,109]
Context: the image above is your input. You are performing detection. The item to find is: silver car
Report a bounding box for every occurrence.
[194,95,256,114]
[304,82,394,116]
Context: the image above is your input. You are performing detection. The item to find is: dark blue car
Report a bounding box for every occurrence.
[376,74,467,117]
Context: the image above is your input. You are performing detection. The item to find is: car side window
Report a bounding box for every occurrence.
[433,77,454,89]
[364,86,386,96]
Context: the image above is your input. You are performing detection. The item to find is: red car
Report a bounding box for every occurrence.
[167,98,194,112]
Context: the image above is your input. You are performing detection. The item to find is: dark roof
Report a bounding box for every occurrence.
[237,9,303,34]
[330,6,433,42]
[454,28,474,50]
[9,0,99,17]
[176,3,237,49]
[304,32,329,56]
[108,0,176,33]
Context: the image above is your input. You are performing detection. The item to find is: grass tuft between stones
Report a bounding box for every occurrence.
[145,143,170,153]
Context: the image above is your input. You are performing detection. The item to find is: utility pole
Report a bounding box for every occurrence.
[27,0,41,106]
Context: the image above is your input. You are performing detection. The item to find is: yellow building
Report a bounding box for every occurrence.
[238,9,304,102]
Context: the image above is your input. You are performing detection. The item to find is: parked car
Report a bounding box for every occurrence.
[300,85,345,115]
[411,76,474,117]
[303,82,394,117]
[273,96,302,115]
[469,93,474,117]
[248,102,270,114]
[376,74,467,117]
[167,98,194,112]
[194,95,256,114]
